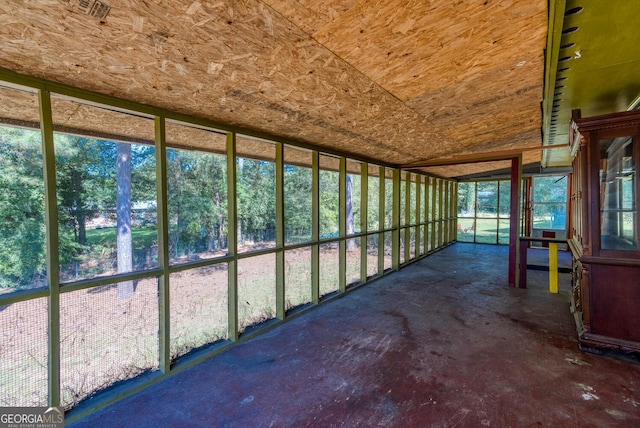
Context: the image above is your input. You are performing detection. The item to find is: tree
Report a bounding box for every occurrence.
[319,169,339,237]
[284,165,312,242]
[116,142,134,299]
[0,126,47,289]
[197,153,228,251]
[167,149,228,259]
[236,158,276,244]
[56,136,114,248]
[457,182,476,215]
[55,136,123,282]
[367,175,380,230]
[346,174,356,250]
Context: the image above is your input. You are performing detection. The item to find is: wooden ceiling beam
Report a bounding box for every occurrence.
[400,144,568,169]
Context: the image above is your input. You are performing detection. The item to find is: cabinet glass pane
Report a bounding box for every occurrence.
[600,136,636,250]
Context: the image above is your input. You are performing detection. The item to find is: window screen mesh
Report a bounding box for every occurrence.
[59,278,159,409]
[0,297,48,407]
[170,264,228,361]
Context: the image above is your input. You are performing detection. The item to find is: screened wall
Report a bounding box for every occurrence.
[457,180,512,244]
[0,73,456,416]
[457,176,569,245]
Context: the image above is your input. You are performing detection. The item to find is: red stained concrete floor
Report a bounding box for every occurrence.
[69,243,640,427]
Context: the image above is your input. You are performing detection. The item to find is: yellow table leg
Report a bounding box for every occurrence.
[549,242,558,294]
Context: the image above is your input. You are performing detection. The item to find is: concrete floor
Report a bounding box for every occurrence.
[70,243,640,427]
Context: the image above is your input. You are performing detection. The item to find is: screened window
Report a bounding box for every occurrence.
[346,159,362,236]
[457,180,511,245]
[319,155,340,239]
[52,97,157,284]
[166,122,228,264]
[367,164,381,232]
[236,136,276,252]
[0,87,45,293]
[284,146,312,244]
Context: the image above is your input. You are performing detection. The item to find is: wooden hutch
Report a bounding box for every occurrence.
[569,109,640,354]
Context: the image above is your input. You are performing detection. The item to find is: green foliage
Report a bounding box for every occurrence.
[319,169,339,237]
[476,181,498,216]
[498,181,511,217]
[367,175,380,230]
[237,158,276,242]
[284,165,312,242]
[384,178,394,228]
[167,149,228,258]
[457,182,475,216]
[55,135,156,280]
[0,127,46,289]
[533,176,567,203]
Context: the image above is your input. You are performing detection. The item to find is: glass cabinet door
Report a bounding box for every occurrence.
[599,136,637,250]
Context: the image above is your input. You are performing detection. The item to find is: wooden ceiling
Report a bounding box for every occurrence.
[0,0,549,177]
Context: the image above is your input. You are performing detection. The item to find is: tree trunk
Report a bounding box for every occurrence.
[346,174,356,251]
[174,210,181,259]
[212,190,222,251]
[72,169,87,245]
[208,225,215,252]
[116,143,134,300]
[218,218,226,249]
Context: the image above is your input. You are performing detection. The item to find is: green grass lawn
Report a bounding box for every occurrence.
[86,226,158,248]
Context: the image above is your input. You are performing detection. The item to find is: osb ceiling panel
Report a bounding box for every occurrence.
[309,1,546,98]
[0,0,548,178]
[261,0,360,34]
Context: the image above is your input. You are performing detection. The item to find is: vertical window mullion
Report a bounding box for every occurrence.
[360,163,368,282]
[431,178,436,251]
[424,176,430,250]
[275,143,285,319]
[39,89,61,407]
[473,181,478,243]
[339,157,347,292]
[453,180,459,242]
[311,151,320,303]
[416,175,422,255]
[155,116,171,373]
[443,180,449,244]
[392,169,400,270]
[378,166,385,275]
[437,179,443,248]
[404,172,411,263]
[226,132,238,341]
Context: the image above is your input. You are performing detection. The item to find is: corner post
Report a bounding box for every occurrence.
[508,155,523,287]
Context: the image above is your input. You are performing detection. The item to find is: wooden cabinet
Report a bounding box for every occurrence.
[569,109,640,354]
